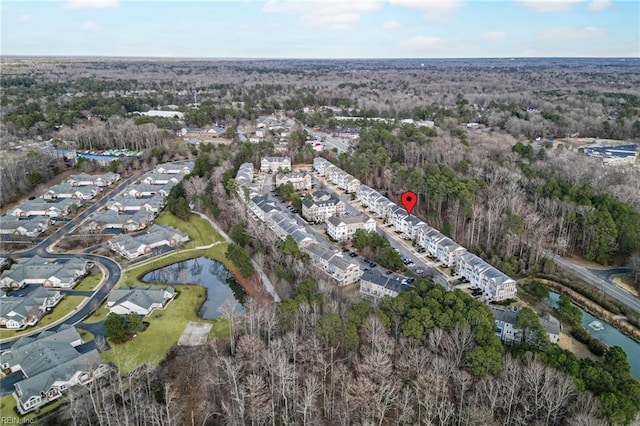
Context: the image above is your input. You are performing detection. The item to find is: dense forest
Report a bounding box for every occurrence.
[2,58,640,425]
[49,281,639,425]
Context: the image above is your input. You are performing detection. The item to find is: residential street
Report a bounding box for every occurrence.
[0,173,140,349]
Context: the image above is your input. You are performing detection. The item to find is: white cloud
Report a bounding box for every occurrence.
[537,26,606,42]
[398,36,444,51]
[263,0,383,30]
[19,14,33,23]
[588,0,611,11]
[482,31,507,41]
[82,21,103,32]
[388,0,464,20]
[515,0,583,12]
[66,0,118,10]
[382,19,401,30]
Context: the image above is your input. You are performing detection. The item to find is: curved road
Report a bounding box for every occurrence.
[0,174,139,350]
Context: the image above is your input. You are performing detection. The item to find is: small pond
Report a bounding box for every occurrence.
[142,257,244,320]
[549,291,640,379]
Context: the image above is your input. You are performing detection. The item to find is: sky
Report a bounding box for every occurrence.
[1,0,638,58]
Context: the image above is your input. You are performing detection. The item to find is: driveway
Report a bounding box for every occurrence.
[0,371,25,396]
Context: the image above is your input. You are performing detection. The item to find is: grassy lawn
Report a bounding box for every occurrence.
[154,211,223,248]
[83,302,110,324]
[78,329,94,343]
[0,296,86,340]
[72,270,103,292]
[0,393,65,421]
[100,284,230,375]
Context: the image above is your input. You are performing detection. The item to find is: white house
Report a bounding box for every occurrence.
[0,256,91,289]
[0,287,63,329]
[312,157,333,176]
[303,242,362,286]
[141,173,180,186]
[0,215,51,237]
[155,161,194,174]
[456,252,517,302]
[68,172,120,187]
[491,307,561,344]
[9,199,79,218]
[326,214,376,242]
[435,238,466,267]
[275,172,312,191]
[249,195,279,222]
[302,198,345,223]
[43,184,97,201]
[0,325,109,414]
[106,285,175,316]
[260,156,291,173]
[107,225,189,260]
[359,270,407,300]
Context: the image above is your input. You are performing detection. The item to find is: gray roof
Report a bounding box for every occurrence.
[327,214,372,227]
[540,314,561,335]
[17,350,102,406]
[0,256,89,284]
[361,270,408,294]
[1,325,81,376]
[303,198,341,209]
[490,307,519,325]
[108,285,174,311]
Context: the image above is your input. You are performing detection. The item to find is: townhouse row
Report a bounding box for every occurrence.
[236,160,364,287]
[316,157,517,302]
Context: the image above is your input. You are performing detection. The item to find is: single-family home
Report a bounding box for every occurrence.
[0,287,63,329]
[155,161,194,174]
[0,325,110,414]
[88,209,153,232]
[260,156,291,173]
[0,215,51,237]
[127,183,169,199]
[9,199,79,218]
[275,172,312,191]
[491,307,560,344]
[141,172,181,186]
[302,198,346,223]
[106,285,175,315]
[43,184,98,201]
[359,270,409,300]
[107,194,165,214]
[0,256,91,289]
[107,225,189,260]
[327,214,376,242]
[68,172,120,187]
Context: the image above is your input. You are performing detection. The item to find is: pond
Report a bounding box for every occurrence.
[549,291,640,379]
[141,257,245,320]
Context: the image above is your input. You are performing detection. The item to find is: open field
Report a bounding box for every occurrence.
[72,270,103,292]
[0,296,86,340]
[155,211,223,248]
[100,284,230,375]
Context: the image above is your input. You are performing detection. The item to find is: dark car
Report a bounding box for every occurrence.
[349,252,357,257]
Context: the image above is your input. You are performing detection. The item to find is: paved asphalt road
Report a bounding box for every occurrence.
[0,174,137,350]
[541,250,640,314]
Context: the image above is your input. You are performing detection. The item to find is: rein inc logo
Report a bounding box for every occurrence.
[0,417,35,424]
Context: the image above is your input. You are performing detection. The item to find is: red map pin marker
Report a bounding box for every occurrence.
[400,191,418,216]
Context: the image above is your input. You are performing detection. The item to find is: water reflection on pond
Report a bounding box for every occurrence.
[142,257,244,320]
[549,291,640,379]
